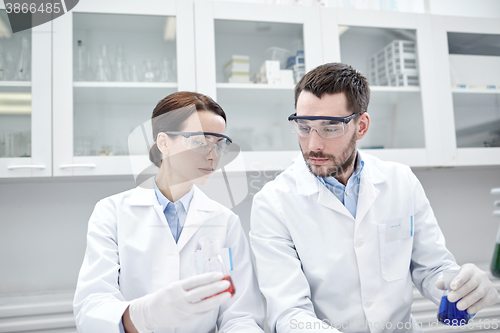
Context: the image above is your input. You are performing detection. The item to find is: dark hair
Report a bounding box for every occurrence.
[149,91,227,168]
[294,63,370,115]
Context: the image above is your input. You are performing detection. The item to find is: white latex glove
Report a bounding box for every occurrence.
[129,272,231,332]
[436,264,499,314]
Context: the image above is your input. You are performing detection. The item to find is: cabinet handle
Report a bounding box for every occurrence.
[492,188,500,196]
[495,200,500,207]
[8,165,46,170]
[59,164,96,169]
[494,210,500,218]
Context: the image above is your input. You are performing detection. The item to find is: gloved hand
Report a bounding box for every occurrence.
[129,271,231,332]
[436,264,499,314]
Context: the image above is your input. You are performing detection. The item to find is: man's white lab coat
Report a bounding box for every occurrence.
[250,151,458,333]
[74,180,264,333]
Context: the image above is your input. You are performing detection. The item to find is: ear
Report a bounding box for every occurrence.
[355,112,370,140]
[156,132,170,157]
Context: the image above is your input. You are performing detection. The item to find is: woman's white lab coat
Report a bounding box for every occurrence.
[73,180,264,333]
[249,152,459,333]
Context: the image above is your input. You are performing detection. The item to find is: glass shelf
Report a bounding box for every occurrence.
[339,26,424,149]
[213,19,304,152]
[0,10,32,158]
[448,32,500,148]
[73,12,178,157]
[214,19,304,84]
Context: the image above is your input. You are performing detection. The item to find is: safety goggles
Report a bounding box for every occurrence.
[164,131,232,157]
[288,112,362,139]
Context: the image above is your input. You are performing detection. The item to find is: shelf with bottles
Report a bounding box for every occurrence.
[73,86,173,157]
[73,13,177,84]
[215,19,305,87]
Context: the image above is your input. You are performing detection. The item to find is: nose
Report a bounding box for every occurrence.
[308,128,324,151]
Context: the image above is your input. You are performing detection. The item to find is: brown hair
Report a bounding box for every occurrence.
[294,63,370,115]
[149,91,227,168]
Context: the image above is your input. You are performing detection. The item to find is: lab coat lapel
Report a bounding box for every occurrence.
[355,152,387,229]
[129,178,178,248]
[294,154,353,219]
[176,186,217,252]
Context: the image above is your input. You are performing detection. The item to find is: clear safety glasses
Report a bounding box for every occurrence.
[164,131,232,157]
[288,112,362,139]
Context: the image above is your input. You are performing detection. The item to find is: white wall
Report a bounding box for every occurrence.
[0,165,499,296]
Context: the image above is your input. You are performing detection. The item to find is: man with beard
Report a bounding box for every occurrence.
[249,63,498,333]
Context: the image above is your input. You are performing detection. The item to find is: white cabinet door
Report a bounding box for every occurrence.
[432,15,500,166]
[194,1,322,172]
[0,8,51,178]
[322,9,447,167]
[52,0,195,176]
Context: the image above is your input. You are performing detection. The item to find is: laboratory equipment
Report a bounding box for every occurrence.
[490,187,500,278]
[158,57,172,82]
[95,57,109,82]
[437,269,473,326]
[16,37,30,81]
[114,45,127,82]
[74,40,87,81]
[98,44,113,81]
[200,236,235,297]
[143,59,156,82]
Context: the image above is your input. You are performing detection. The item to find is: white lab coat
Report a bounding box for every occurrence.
[74,179,264,333]
[249,151,459,333]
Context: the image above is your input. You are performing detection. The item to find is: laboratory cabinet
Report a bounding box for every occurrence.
[194,1,324,171]
[0,7,52,178]
[52,0,196,176]
[321,8,442,166]
[2,1,500,178]
[431,15,500,166]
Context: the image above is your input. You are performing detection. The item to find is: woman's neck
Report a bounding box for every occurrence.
[155,167,193,203]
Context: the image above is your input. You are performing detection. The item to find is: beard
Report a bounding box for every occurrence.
[301,129,358,179]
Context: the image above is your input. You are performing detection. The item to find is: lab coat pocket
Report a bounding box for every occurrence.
[378,217,413,282]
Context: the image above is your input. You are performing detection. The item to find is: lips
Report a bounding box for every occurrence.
[309,158,329,166]
[199,168,214,174]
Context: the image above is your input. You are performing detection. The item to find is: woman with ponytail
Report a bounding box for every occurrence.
[74,92,265,333]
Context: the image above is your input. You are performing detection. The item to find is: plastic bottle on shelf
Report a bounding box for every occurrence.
[95,57,109,82]
[114,45,127,82]
[143,59,156,82]
[437,269,473,326]
[16,36,30,81]
[99,44,113,81]
[157,57,172,82]
[75,40,87,81]
[129,64,139,82]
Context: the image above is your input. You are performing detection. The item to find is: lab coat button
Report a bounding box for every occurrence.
[171,216,175,221]
[364,300,373,308]
[354,240,363,248]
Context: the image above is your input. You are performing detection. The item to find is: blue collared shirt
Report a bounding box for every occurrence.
[153,179,194,243]
[317,153,364,219]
